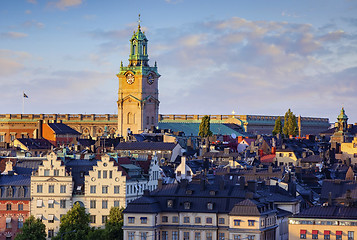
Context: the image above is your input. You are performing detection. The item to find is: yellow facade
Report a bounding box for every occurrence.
[341,137,357,164]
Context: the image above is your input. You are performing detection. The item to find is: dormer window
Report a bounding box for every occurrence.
[18,187,25,198]
[6,187,13,198]
[209,190,216,196]
[184,202,191,210]
[207,202,213,210]
[186,190,193,195]
[167,200,173,208]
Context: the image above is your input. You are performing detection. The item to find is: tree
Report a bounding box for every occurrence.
[198,115,213,138]
[105,207,124,240]
[15,215,46,240]
[272,116,282,136]
[53,202,90,240]
[282,109,298,137]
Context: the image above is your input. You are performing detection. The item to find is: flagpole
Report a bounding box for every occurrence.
[22,91,24,114]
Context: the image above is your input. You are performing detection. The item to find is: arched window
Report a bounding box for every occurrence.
[127,113,132,124]
[6,187,13,198]
[146,116,150,125]
[133,44,136,55]
[143,45,146,55]
[151,117,154,125]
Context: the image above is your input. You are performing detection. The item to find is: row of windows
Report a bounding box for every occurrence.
[234,219,255,226]
[37,199,66,208]
[5,203,24,211]
[182,202,213,210]
[127,231,256,240]
[290,220,357,226]
[89,185,120,194]
[43,169,61,176]
[90,200,120,209]
[37,184,67,194]
[300,230,354,240]
[90,215,108,224]
[2,186,25,198]
[5,218,23,229]
[97,170,113,179]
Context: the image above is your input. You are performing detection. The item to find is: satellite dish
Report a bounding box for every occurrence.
[231,133,237,139]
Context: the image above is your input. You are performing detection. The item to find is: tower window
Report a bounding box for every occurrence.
[151,117,154,125]
[128,113,132,124]
[133,44,136,54]
[147,116,149,125]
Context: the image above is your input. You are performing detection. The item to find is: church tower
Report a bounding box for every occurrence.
[117,16,160,136]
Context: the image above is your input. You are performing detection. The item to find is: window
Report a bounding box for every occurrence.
[207,202,213,210]
[129,232,135,240]
[44,169,50,176]
[6,217,11,228]
[141,232,147,240]
[102,215,108,224]
[37,199,43,208]
[48,229,54,238]
[6,204,11,210]
[109,171,112,178]
[146,116,149,125]
[348,231,354,240]
[234,235,241,240]
[103,170,107,178]
[48,200,54,208]
[102,200,108,209]
[206,232,212,240]
[187,171,191,176]
[141,217,147,224]
[184,202,191,209]
[184,217,190,223]
[128,217,135,223]
[18,218,23,229]
[300,230,307,239]
[48,215,54,223]
[172,216,179,223]
[114,200,120,207]
[167,200,173,208]
[184,232,190,240]
[54,169,59,176]
[90,200,96,209]
[312,230,318,239]
[18,187,25,197]
[37,184,43,193]
[336,231,342,240]
[219,233,225,240]
[0,134,4,142]
[177,171,181,176]
[219,218,225,224]
[60,200,66,208]
[48,185,54,193]
[324,231,330,240]
[162,216,168,223]
[173,231,178,240]
[10,134,16,142]
[114,186,120,194]
[206,217,212,224]
[18,204,23,211]
[195,232,201,240]
[6,187,13,198]
[102,186,108,194]
[98,170,101,178]
[248,236,255,240]
[90,185,96,194]
[248,220,255,226]
[60,185,66,193]
[234,219,241,226]
[90,215,96,223]
[195,217,201,224]
[162,231,168,240]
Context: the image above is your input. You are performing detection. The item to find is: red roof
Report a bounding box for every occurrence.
[260,154,275,163]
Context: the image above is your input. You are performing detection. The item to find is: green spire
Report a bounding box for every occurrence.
[338,107,348,120]
[128,14,149,67]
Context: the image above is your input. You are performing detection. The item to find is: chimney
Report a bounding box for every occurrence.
[239,176,245,190]
[37,120,43,139]
[158,179,163,189]
[247,180,257,193]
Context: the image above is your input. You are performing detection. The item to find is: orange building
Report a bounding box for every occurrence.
[41,121,81,146]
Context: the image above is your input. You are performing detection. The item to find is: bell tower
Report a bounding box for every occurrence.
[117,16,160,136]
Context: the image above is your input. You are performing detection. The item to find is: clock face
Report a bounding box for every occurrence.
[126,73,135,84]
[147,73,154,85]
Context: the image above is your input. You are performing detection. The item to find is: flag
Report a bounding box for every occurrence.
[23,93,28,98]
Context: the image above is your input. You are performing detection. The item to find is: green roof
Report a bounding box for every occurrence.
[158,122,247,137]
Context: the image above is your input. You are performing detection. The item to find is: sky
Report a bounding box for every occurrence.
[0,0,357,124]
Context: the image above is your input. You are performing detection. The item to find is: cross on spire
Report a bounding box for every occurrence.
[138,14,141,29]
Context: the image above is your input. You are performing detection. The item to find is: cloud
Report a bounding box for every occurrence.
[0,50,31,77]
[25,10,32,14]
[23,20,45,29]
[27,0,37,4]
[49,0,83,10]
[0,32,28,39]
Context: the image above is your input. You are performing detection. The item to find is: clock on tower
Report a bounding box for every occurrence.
[117,16,160,136]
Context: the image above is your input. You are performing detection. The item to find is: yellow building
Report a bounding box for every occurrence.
[341,137,357,165]
[275,148,298,167]
[289,205,357,240]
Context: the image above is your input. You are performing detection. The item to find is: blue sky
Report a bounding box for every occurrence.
[1,0,357,124]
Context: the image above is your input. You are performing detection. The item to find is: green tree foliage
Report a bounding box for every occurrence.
[272,116,283,136]
[198,115,213,138]
[53,202,90,240]
[15,215,46,240]
[282,109,298,137]
[105,207,124,240]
